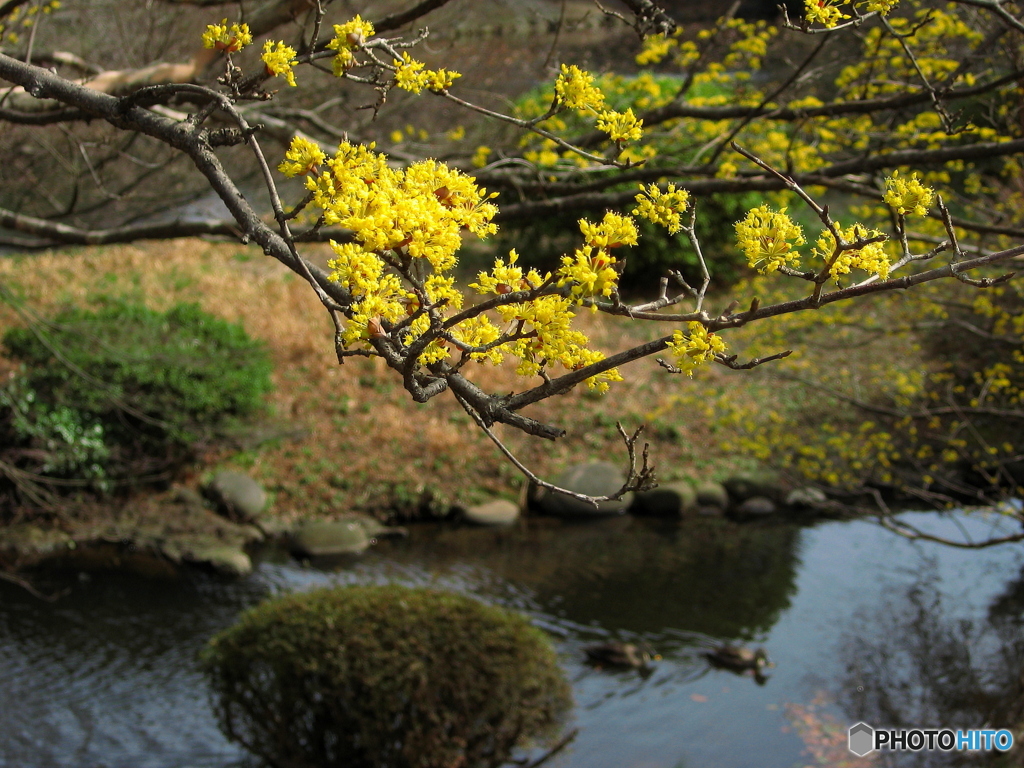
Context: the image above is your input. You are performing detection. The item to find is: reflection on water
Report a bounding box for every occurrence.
[1,513,1023,768]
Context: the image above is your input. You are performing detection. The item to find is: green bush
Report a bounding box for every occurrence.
[200,585,572,768]
[1,300,272,487]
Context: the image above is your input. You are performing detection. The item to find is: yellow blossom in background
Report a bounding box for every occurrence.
[579,212,638,250]
[278,137,325,177]
[201,19,251,53]
[883,171,935,218]
[666,322,727,376]
[472,145,492,168]
[596,109,644,143]
[813,224,891,281]
[261,41,298,86]
[735,205,805,274]
[554,64,605,113]
[632,183,689,234]
[447,126,466,141]
[636,33,676,66]
[804,0,849,27]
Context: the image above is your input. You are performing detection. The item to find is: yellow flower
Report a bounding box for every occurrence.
[814,225,891,281]
[735,205,805,274]
[596,109,644,143]
[327,15,374,75]
[262,41,298,86]
[804,0,849,27]
[554,64,605,113]
[201,19,251,53]
[472,145,492,168]
[883,171,934,218]
[633,183,689,235]
[557,246,620,301]
[579,212,638,250]
[666,323,727,376]
[860,0,898,13]
[278,136,325,177]
[392,52,460,93]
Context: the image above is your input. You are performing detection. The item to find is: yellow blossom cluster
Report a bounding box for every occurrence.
[393,52,461,94]
[554,64,644,145]
[632,183,690,235]
[201,19,251,53]
[469,251,623,391]
[803,0,850,27]
[883,171,935,218]
[261,41,298,86]
[666,323,728,376]
[0,0,59,47]
[814,225,891,281]
[327,15,374,74]
[735,206,805,274]
[277,137,325,177]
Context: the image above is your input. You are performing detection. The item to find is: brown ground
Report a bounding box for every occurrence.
[0,238,760,525]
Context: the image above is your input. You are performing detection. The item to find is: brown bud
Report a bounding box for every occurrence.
[346,31,364,46]
[367,317,386,338]
[495,283,513,294]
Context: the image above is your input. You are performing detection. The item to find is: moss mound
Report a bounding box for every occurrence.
[200,585,572,768]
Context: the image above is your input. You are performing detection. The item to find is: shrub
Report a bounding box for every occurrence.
[0,300,272,488]
[200,585,572,768]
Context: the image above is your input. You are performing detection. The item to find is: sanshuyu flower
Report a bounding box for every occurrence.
[804,0,849,27]
[666,322,727,376]
[596,108,643,143]
[328,15,375,75]
[633,183,690,235]
[883,171,934,218]
[201,19,251,53]
[734,205,805,274]
[262,41,298,86]
[278,136,325,177]
[554,64,605,113]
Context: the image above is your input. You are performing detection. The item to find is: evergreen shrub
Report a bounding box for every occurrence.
[200,585,572,768]
[1,300,272,487]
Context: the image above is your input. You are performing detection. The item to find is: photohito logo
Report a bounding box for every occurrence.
[847,722,1014,756]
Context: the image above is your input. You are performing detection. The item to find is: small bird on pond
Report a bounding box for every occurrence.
[583,641,659,671]
[704,644,773,684]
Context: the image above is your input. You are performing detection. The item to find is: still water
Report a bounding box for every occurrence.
[2,511,1024,768]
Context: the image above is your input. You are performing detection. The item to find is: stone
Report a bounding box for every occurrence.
[723,473,786,502]
[537,462,633,517]
[340,515,407,540]
[694,481,729,510]
[732,496,777,519]
[187,546,253,578]
[633,481,697,517]
[205,471,267,522]
[289,520,370,557]
[462,499,520,526]
[785,486,828,508]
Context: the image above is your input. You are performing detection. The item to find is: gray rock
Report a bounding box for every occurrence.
[633,481,697,517]
[723,474,786,502]
[695,481,729,510]
[187,546,253,577]
[733,496,777,519]
[205,471,267,522]
[342,515,407,540]
[290,520,370,557]
[463,499,520,526]
[537,462,633,517]
[785,486,828,507]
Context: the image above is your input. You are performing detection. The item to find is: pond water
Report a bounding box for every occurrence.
[3,511,1024,768]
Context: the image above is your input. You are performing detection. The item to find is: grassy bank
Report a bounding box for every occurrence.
[0,238,772,524]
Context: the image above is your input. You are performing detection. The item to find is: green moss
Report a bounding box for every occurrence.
[201,585,572,768]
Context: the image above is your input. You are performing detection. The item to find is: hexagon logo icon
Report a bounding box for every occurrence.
[848,722,875,757]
